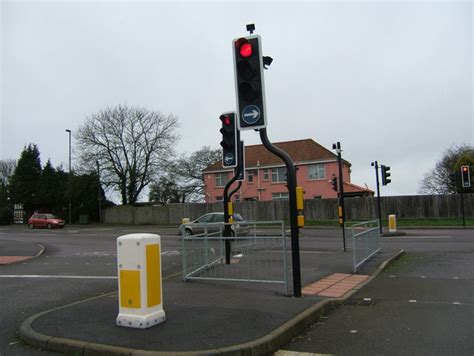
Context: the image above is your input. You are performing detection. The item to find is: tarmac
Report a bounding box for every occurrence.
[1,237,404,356]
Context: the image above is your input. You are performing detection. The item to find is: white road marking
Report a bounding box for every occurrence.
[383,236,452,239]
[350,330,358,334]
[409,300,417,303]
[453,277,459,279]
[0,275,117,279]
[363,298,372,301]
[452,302,461,305]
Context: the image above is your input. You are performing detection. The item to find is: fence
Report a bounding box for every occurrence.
[104,194,474,225]
[351,220,381,273]
[181,220,290,294]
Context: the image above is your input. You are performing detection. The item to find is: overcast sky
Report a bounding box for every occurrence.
[1,1,472,201]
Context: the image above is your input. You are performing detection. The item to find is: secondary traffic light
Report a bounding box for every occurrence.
[233,35,267,131]
[331,177,338,192]
[461,165,471,188]
[381,165,391,186]
[219,113,238,168]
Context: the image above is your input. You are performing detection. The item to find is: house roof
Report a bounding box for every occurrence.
[203,138,350,173]
[343,182,374,194]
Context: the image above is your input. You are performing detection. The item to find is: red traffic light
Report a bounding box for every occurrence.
[236,38,252,58]
[240,43,252,57]
[220,115,231,125]
[463,166,468,172]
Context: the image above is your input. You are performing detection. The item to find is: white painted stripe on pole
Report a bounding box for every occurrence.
[0,275,117,279]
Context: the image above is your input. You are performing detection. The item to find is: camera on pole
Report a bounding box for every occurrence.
[219,113,238,168]
[233,35,267,131]
[381,165,391,186]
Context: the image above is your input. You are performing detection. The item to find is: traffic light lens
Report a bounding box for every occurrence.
[223,117,231,125]
[237,60,256,80]
[239,82,259,101]
[239,43,252,57]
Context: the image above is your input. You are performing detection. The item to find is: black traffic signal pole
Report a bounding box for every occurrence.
[460,190,466,227]
[229,181,242,200]
[335,142,346,252]
[223,174,239,264]
[260,128,302,298]
[373,161,383,234]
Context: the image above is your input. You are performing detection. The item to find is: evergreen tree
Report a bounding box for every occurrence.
[9,144,42,213]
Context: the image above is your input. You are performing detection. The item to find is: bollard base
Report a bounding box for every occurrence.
[116,310,166,329]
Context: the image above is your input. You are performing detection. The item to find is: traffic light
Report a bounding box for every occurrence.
[219,113,238,168]
[381,165,391,186]
[233,35,267,131]
[331,177,338,192]
[461,165,471,188]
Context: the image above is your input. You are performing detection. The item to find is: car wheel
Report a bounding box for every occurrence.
[47,223,52,229]
[184,229,192,237]
[29,224,34,229]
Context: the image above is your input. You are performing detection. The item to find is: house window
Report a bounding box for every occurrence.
[271,167,287,183]
[234,194,240,202]
[272,192,289,200]
[247,170,256,184]
[215,172,230,187]
[215,196,224,202]
[308,164,326,180]
[263,169,270,181]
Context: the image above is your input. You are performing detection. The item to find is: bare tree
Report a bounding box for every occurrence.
[76,105,179,205]
[418,144,474,195]
[172,146,221,202]
[149,146,221,203]
[0,159,17,185]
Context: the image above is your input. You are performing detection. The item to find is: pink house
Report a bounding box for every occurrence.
[202,139,373,203]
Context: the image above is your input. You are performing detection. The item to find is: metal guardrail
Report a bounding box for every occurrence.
[351,219,381,273]
[181,220,290,294]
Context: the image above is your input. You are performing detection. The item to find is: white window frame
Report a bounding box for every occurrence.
[272,192,289,200]
[215,172,229,187]
[271,167,287,183]
[308,164,326,180]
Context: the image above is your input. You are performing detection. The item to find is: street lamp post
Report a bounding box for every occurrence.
[65,129,72,225]
[96,160,102,224]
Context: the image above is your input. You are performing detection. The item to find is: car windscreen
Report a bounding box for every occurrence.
[44,214,58,219]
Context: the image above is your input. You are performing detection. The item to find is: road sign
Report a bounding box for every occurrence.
[241,105,261,125]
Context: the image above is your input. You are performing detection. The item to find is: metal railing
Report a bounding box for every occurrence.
[351,219,381,273]
[181,220,290,294]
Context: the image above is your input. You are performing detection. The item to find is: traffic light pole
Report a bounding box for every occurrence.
[335,143,346,252]
[373,161,383,234]
[223,174,239,264]
[259,128,302,298]
[460,190,466,227]
[229,181,242,199]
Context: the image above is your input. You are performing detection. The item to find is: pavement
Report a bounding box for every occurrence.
[0,238,44,265]
[4,237,404,356]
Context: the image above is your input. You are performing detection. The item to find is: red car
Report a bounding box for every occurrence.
[28,214,65,229]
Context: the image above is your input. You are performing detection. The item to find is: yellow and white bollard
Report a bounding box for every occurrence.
[388,214,397,233]
[116,233,166,329]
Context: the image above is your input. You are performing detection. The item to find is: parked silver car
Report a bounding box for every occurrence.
[179,212,249,237]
